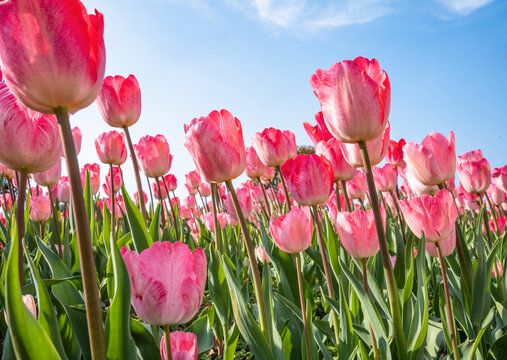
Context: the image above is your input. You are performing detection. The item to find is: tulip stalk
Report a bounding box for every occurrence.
[276,166,291,210]
[340,180,353,212]
[155,177,167,228]
[358,140,407,358]
[210,183,222,252]
[109,165,116,238]
[484,193,500,234]
[123,126,147,222]
[295,254,312,360]
[162,179,179,240]
[389,190,406,242]
[334,181,342,212]
[47,186,62,257]
[362,258,379,360]
[163,325,173,360]
[257,178,271,217]
[55,107,106,360]
[15,170,28,285]
[225,180,271,347]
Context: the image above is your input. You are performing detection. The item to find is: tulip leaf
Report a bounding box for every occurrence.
[262,260,285,360]
[149,203,161,243]
[186,314,214,354]
[121,186,150,252]
[130,318,160,360]
[83,171,95,244]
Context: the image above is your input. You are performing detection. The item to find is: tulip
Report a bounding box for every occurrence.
[152,181,168,200]
[399,189,457,242]
[426,227,456,257]
[346,170,367,200]
[121,241,207,326]
[336,208,384,258]
[245,146,268,179]
[399,168,439,196]
[487,184,505,206]
[260,166,275,183]
[185,170,202,189]
[457,149,490,195]
[0,162,15,180]
[57,177,71,203]
[269,208,312,253]
[339,122,390,167]
[387,139,406,167]
[492,166,507,193]
[199,182,211,198]
[164,174,178,191]
[103,167,122,197]
[135,135,173,179]
[134,191,148,207]
[1,194,12,211]
[255,247,271,264]
[184,109,245,183]
[252,128,297,168]
[95,131,128,166]
[96,75,142,128]
[490,217,506,234]
[225,187,253,220]
[315,139,356,182]
[184,196,196,209]
[310,57,390,143]
[492,261,504,279]
[372,163,398,192]
[160,331,198,360]
[403,132,456,186]
[280,154,334,206]
[105,198,123,220]
[29,196,51,222]
[72,127,82,155]
[33,158,62,187]
[80,163,101,195]
[303,111,334,147]
[185,183,198,196]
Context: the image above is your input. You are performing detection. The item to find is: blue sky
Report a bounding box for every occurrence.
[75,0,507,196]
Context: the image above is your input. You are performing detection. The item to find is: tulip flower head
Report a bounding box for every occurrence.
[303,111,334,147]
[94,131,128,165]
[160,331,198,360]
[252,127,297,168]
[315,138,356,182]
[135,134,173,178]
[270,208,313,253]
[457,149,491,195]
[492,165,507,193]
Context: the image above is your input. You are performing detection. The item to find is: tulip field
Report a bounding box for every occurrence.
[0,1,506,360]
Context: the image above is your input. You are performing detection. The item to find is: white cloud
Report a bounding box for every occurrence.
[435,0,495,15]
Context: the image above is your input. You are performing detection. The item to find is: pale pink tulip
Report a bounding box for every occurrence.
[29,196,51,222]
[95,131,128,166]
[457,149,490,195]
[372,163,398,192]
[315,138,356,181]
[339,122,390,167]
[245,146,268,179]
[252,128,297,168]
[270,208,312,253]
[160,331,198,360]
[33,158,62,187]
[135,135,173,178]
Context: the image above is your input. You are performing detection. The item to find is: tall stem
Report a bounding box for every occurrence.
[155,178,167,229]
[109,165,115,239]
[296,254,311,360]
[276,166,291,211]
[163,325,172,360]
[15,170,28,286]
[47,186,62,257]
[225,180,271,347]
[340,180,353,212]
[435,242,460,360]
[389,190,406,243]
[162,178,179,240]
[358,140,407,358]
[123,126,147,222]
[210,183,222,252]
[258,178,271,217]
[146,176,154,214]
[55,107,106,360]
[485,193,500,234]
[362,258,379,360]
[269,180,283,211]
[335,181,342,212]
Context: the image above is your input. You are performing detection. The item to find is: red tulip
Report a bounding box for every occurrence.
[399,189,457,243]
[269,208,312,253]
[103,166,122,197]
[492,166,507,193]
[315,138,356,181]
[339,122,390,167]
[403,132,456,186]
[96,75,141,128]
[80,163,101,195]
[245,146,268,179]
[372,163,398,192]
[346,170,367,200]
[457,149,490,195]
[387,139,406,167]
[303,111,334,147]
[0,0,105,114]
[29,196,51,222]
[225,187,253,220]
[135,135,173,178]
[164,174,178,191]
[252,127,297,168]
[160,331,198,360]
[0,84,62,172]
[184,110,245,183]
[95,131,128,165]
[121,242,206,325]
[33,158,62,187]
[336,208,384,258]
[185,170,202,189]
[280,154,334,206]
[310,57,390,143]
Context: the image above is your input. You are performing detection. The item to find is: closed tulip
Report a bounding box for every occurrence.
[225,187,253,220]
[252,128,297,168]
[135,135,173,178]
[399,189,457,243]
[336,208,384,258]
[184,196,196,209]
[57,176,71,203]
[426,227,456,257]
[487,184,505,205]
[29,196,51,222]
[96,75,142,128]
[94,131,128,165]
[0,0,105,114]
[72,127,82,155]
[260,166,275,183]
[346,170,367,200]
[103,167,122,197]
[80,163,101,195]
[387,139,406,167]
[281,154,334,206]
[134,191,148,207]
[310,57,390,143]
[492,166,507,193]
[245,146,268,179]
[315,138,356,181]
[152,180,168,200]
[303,111,334,147]
[255,247,271,264]
[372,163,398,192]
[199,182,211,197]
[457,149,490,195]
[403,132,456,186]
[160,331,198,360]
[184,109,245,183]
[33,158,62,187]
[185,183,198,196]
[270,208,312,253]
[399,167,439,196]
[339,122,390,167]
[0,84,62,172]
[185,170,202,189]
[121,241,206,326]
[164,174,178,191]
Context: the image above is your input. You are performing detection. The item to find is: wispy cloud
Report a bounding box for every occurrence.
[435,0,495,15]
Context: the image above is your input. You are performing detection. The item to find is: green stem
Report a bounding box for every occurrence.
[358,140,407,358]
[109,165,115,240]
[15,170,28,286]
[210,183,222,252]
[47,186,62,258]
[362,258,379,360]
[163,325,172,360]
[296,254,312,360]
[389,190,406,243]
[155,177,167,229]
[335,181,342,212]
[340,180,353,212]
[123,126,147,222]
[258,178,271,217]
[162,178,179,240]
[276,166,291,211]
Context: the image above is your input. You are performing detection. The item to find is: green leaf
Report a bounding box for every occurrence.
[186,314,214,354]
[121,186,151,253]
[149,204,161,243]
[130,318,160,360]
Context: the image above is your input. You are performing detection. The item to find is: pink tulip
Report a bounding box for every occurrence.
[134,191,148,207]
[184,196,196,209]
[199,182,211,198]
[336,208,384,258]
[164,174,178,191]
[71,127,82,156]
[250,184,265,204]
[399,168,439,196]
[426,227,456,257]
[303,111,334,147]
[280,154,334,206]
[0,162,15,180]
[403,132,456,186]
[387,139,406,167]
[1,193,13,211]
[103,167,123,197]
[245,146,268,179]
[372,163,398,192]
[57,177,71,203]
[270,208,312,253]
[160,331,198,360]
[260,166,275,183]
[491,217,506,234]
[492,261,503,279]
[457,149,490,195]
[96,75,142,128]
[310,57,390,143]
[152,180,169,200]
[95,131,128,165]
[225,187,253,220]
[185,183,198,196]
[252,128,297,168]
[487,184,505,205]
[0,84,62,172]
[184,109,245,183]
[121,241,206,325]
[80,163,101,195]
[339,122,390,167]
[492,166,507,193]
[255,247,271,264]
[185,170,202,189]
[29,196,51,222]
[33,158,62,187]
[346,170,367,200]
[105,198,123,220]
[135,135,173,178]
[315,138,356,182]
[4,294,37,326]
[399,189,457,243]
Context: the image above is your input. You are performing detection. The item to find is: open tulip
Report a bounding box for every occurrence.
[135,135,173,178]
[121,241,207,326]
[315,138,356,182]
[33,158,62,187]
[29,196,51,222]
[95,131,128,165]
[457,149,490,195]
[339,122,390,167]
[184,109,245,183]
[160,331,198,360]
[252,128,297,168]
[96,75,141,128]
[270,208,312,253]
[492,166,507,193]
[245,146,268,179]
[387,139,406,167]
[303,111,334,147]
[372,163,398,192]
[310,57,390,143]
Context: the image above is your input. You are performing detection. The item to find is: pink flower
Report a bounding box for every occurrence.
[72,127,82,155]
[315,138,356,182]
[346,170,367,200]
[490,217,506,234]
[134,191,148,207]
[0,162,15,179]
[252,128,297,168]
[135,135,173,179]
[336,208,384,259]
[185,183,198,196]
[80,163,101,195]
[160,331,198,360]
[270,208,313,253]
[492,166,507,193]
[457,149,490,195]
[339,122,390,167]
[303,111,334,147]
[152,180,168,200]
[399,167,439,196]
[281,154,334,206]
[0,0,105,114]
[96,75,142,128]
[399,189,457,243]
[255,247,271,264]
[164,174,178,191]
[487,184,505,205]
[245,146,268,179]
[372,163,398,192]
[225,187,253,220]
[387,139,406,167]
[260,167,275,183]
[29,196,51,222]
[184,110,245,183]
[57,176,71,203]
[426,227,456,257]
[33,158,62,187]
[184,196,196,209]
[199,182,211,198]
[403,132,456,186]
[95,131,128,165]
[310,57,390,143]
[121,242,207,325]
[492,262,503,279]
[103,167,123,197]
[185,170,202,189]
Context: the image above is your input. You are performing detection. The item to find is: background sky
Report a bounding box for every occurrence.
[75,0,507,197]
